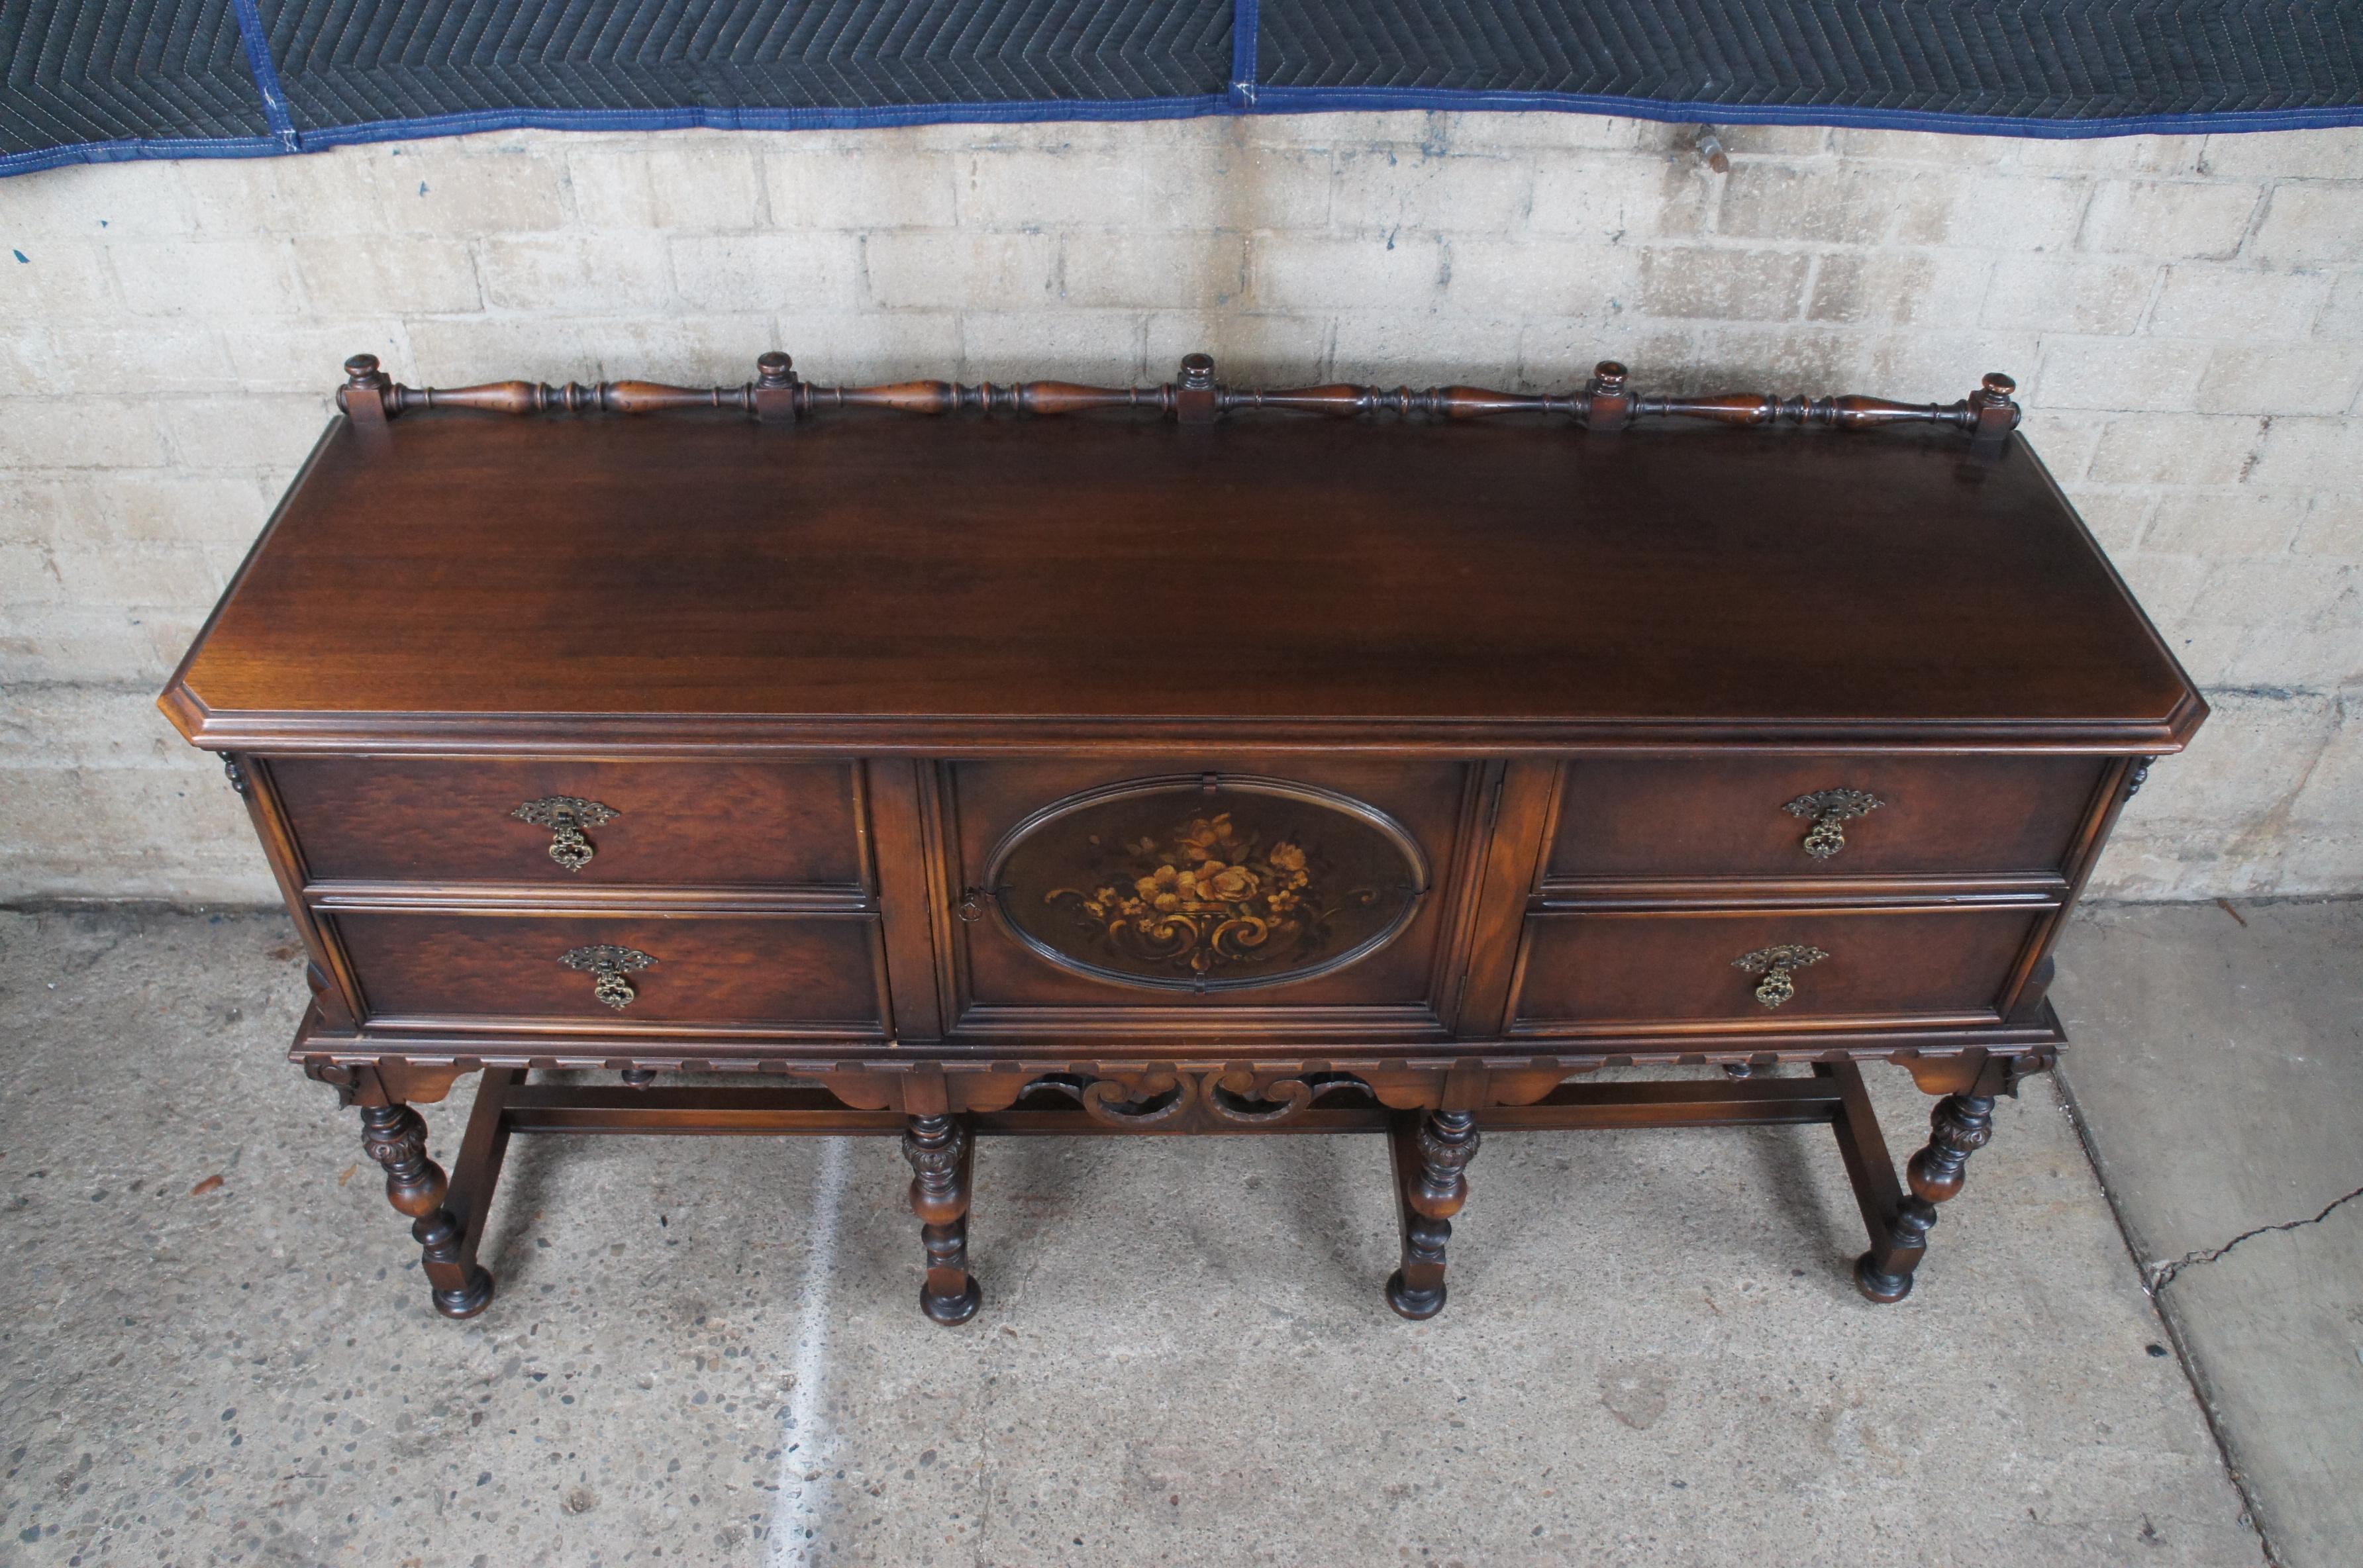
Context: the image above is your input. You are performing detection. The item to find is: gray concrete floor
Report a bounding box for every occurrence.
[0,905,2315,1567]
[2054,899,2363,1568]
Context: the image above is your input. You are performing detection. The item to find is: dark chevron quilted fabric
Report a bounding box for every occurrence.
[2,0,274,158]
[3,0,2358,173]
[1259,0,2363,121]
[260,0,1236,126]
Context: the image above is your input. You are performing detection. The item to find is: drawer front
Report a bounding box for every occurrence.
[272,758,863,887]
[947,759,1472,1014]
[329,911,883,1029]
[1512,905,2046,1032]
[1548,755,2105,881]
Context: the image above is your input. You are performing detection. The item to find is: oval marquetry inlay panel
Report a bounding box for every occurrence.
[983,775,1428,993]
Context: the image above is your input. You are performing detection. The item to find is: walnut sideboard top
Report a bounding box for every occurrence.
[162,354,2203,1094]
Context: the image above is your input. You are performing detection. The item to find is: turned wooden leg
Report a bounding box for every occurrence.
[1386,1109,1480,1320]
[358,1103,495,1319]
[903,1113,980,1326]
[1855,1092,1996,1304]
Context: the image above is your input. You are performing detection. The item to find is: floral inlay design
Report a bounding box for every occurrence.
[987,778,1425,992]
[1052,810,1338,978]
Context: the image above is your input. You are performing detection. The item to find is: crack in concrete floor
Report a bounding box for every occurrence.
[2146,1183,2363,1293]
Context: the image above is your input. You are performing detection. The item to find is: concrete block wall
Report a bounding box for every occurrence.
[3,114,2358,902]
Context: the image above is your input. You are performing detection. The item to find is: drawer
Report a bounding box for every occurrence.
[328,910,883,1030]
[1548,755,2106,881]
[271,758,863,887]
[946,759,1472,1014]
[1511,905,2046,1032]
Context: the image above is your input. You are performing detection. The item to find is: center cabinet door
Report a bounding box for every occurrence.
[937,760,1484,1040]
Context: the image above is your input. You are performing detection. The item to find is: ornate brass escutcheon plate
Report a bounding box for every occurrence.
[983,775,1428,992]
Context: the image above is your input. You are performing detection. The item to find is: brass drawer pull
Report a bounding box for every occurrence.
[560,945,658,1010]
[1783,788,1882,858]
[513,795,619,871]
[1733,944,1828,1009]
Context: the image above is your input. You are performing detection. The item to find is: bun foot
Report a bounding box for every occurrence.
[1385,1268,1446,1321]
[921,1277,981,1326]
[432,1267,497,1319]
[1854,1253,1914,1304]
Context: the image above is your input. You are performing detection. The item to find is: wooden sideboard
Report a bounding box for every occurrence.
[162,352,2203,1325]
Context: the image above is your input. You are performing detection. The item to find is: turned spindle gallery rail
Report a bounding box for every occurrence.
[166,350,2198,1326]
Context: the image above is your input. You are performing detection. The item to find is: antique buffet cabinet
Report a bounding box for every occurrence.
[162,352,2203,1325]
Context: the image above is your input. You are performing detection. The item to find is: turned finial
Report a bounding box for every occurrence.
[1176,352,1218,425]
[1587,360,1632,432]
[1970,370,2019,446]
[751,350,799,423]
[340,353,391,423]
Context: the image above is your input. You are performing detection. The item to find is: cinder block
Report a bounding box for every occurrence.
[0,159,195,238]
[0,240,119,318]
[958,150,1159,230]
[1847,330,2042,405]
[0,604,172,685]
[2293,501,2362,559]
[1326,313,1529,379]
[1807,251,1992,326]
[0,683,191,771]
[2058,487,2154,555]
[0,398,170,469]
[1528,156,1704,241]
[1636,248,1809,320]
[865,231,1058,310]
[370,146,567,234]
[2087,415,2266,485]
[1063,234,1246,310]
[2144,490,2309,556]
[2186,558,2363,632]
[1248,232,1448,311]
[2031,336,2211,411]
[2246,416,2363,490]
[2248,183,2363,267]
[108,237,303,318]
[154,394,338,471]
[2197,127,2363,181]
[774,311,964,381]
[671,232,863,313]
[9,322,237,396]
[766,146,960,229]
[1891,173,2091,251]
[2311,271,2363,340]
[402,318,601,383]
[1980,255,2155,333]
[1415,111,1642,152]
[292,236,481,315]
[1444,238,1638,318]
[2078,179,2261,260]
[1334,148,1534,234]
[1716,164,1915,244]
[1828,128,2011,165]
[2148,264,2331,338]
[2105,550,2216,622]
[2197,345,2363,416]
[2015,134,2205,175]
[583,317,791,384]
[9,471,276,550]
[224,320,413,393]
[1197,145,1334,232]
[569,140,764,230]
[478,234,671,313]
[49,543,222,608]
[960,310,1146,383]
[182,150,387,235]
[1141,312,1334,383]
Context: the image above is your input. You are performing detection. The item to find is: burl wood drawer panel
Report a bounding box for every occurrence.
[1511,905,2048,1033]
[948,759,1472,1011]
[270,758,863,887]
[1548,755,2107,881]
[328,911,882,1029]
